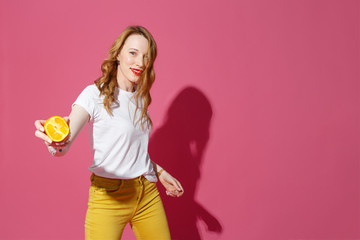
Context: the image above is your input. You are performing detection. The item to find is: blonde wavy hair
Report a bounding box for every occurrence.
[94,26,157,130]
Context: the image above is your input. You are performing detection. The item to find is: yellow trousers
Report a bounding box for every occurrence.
[85,173,171,240]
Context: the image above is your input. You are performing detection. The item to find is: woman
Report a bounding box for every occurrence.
[34,25,183,240]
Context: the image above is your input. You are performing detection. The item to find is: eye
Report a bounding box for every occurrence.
[129,51,136,56]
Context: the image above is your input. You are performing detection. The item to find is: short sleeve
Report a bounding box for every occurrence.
[72,85,98,121]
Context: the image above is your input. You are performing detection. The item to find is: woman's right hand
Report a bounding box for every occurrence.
[34,105,91,156]
[34,117,70,155]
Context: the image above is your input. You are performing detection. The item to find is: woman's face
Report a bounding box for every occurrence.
[116,34,149,87]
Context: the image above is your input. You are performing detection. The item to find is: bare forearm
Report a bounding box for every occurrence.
[152,161,184,197]
[151,161,164,175]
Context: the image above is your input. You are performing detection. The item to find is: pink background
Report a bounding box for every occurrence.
[0,0,359,239]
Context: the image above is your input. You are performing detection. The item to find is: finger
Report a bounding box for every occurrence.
[35,130,52,144]
[172,189,183,197]
[48,141,69,148]
[51,138,70,147]
[46,142,63,150]
[176,191,184,197]
[171,179,183,192]
[34,120,46,132]
[49,142,61,147]
[48,146,57,156]
[168,188,182,197]
[176,181,184,193]
[166,190,175,196]
[166,191,177,197]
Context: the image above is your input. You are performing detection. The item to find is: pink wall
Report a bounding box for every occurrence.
[1,0,359,239]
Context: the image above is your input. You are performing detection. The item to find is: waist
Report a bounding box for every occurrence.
[90,173,148,188]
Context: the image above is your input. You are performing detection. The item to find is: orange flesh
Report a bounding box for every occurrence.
[44,116,69,142]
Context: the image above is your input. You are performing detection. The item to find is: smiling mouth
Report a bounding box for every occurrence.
[130,68,142,76]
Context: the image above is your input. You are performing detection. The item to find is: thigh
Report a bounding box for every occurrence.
[131,181,171,240]
[85,185,131,240]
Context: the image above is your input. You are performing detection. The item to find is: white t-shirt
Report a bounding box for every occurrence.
[72,84,157,182]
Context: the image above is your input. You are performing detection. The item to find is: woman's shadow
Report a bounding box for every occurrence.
[149,86,223,240]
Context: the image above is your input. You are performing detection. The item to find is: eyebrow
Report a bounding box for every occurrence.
[128,48,139,51]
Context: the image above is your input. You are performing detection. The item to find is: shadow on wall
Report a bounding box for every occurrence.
[149,86,223,240]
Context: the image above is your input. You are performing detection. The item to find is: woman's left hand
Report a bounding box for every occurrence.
[158,171,184,197]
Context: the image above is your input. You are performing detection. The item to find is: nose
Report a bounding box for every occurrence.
[136,55,144,68]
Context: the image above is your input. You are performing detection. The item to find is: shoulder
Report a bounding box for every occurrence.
[74,84,102,104]
[84,84,100,93]
[80,84,100,97]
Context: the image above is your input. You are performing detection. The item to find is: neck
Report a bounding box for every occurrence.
[118,81,135,92]
[117,73,135,92]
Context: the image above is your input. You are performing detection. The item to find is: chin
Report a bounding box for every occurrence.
[130,78,138,84]
[131,76,141,82]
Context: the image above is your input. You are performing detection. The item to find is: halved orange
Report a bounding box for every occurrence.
[44,116,69,142]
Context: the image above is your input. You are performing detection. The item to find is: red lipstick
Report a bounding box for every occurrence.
[131,68,142,76]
